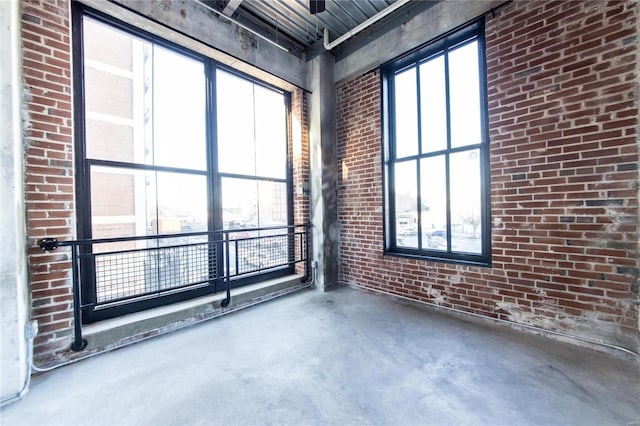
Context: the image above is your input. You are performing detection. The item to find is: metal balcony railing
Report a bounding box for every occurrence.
[39,223,310,351]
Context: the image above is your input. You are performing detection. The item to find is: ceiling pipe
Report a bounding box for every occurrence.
[323,0,412,51]
[222,0,243,16]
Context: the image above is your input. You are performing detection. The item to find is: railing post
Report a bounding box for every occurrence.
[234,239,239,277]
[303,224,311,282]
[70,244,87,351]
[40,238,87,351]
[221,231,231,307]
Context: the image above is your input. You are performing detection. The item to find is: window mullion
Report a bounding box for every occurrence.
[252,83,260,228]
[207,62,220,232]
[388,76,398,248]
[150,44,159,238]
[206,61,221,291]
[388,161,396,249]
[415,63,423,250]
[477,36,491,260]
[443,50,452,253]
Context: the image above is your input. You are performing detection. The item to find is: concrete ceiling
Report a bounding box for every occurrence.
[204,0,412,55]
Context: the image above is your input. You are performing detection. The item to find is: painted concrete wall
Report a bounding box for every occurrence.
[96,0,308,91]
[1,0,30,401]
[333,0,504,84]
[308,53,339,290]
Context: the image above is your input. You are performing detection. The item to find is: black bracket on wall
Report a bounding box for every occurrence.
[39,238,60,251]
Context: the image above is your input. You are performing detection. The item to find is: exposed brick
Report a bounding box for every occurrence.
[21,0,74,362]
[337,0,638,352]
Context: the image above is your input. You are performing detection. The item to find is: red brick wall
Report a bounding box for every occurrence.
[337,0,639,351]
[292,89,311,274]
[22,0,75,361]
[292,89,310,226]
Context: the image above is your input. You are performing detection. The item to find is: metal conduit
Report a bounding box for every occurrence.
[323,0,412,50]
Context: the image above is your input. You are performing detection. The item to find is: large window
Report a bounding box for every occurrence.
[74,7,291,317]
[382,21,490,266]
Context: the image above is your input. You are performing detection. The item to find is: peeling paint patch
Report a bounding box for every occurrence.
[496,301,576,331]
[426,286,445,305]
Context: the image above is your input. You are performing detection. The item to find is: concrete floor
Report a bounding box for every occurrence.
[1,286,639,426]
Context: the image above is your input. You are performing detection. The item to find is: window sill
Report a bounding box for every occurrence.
[384,249,491,268]
[83,274,307,351]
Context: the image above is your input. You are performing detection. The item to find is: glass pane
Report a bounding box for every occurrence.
[450,149,482,254]
[85,118,136,163]
[90,166,156,241]
[394,68,418,159]
[256,181,288,270]
[84,17,147,164]
[258,181,288,227]
[156,172,208,234]
[420,156,447,251]
[217,70,256,176]
[83,17,133,70]
[449,41,482,149]
[153,46,206,170]
[221,177,258,230]
[394,161,418,248]
[255,85,287,179]
[91,167,208,239]
[420,55,447,153]
[83,18,207,170]
[221,178,286,229]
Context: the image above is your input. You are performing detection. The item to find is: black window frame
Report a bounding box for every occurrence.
[381,19,491,267]
[72,4,295,320]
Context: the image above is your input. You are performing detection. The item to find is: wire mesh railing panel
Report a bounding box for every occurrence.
[235,234,290,275]
[92,240,216,305]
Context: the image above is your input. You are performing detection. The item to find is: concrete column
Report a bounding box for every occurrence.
[308,53,339,291]
[1,0,30,403]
